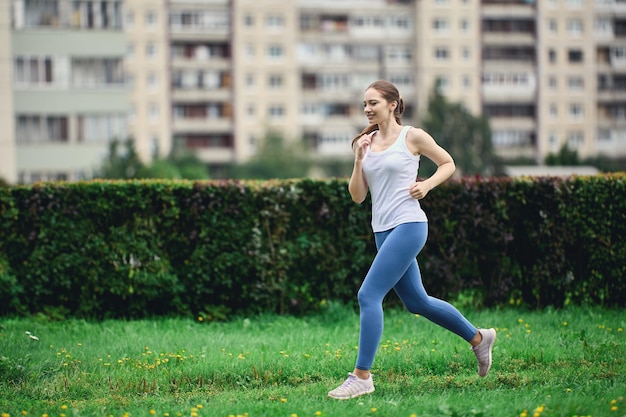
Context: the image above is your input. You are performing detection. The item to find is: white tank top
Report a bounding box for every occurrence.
[362,125,428,232]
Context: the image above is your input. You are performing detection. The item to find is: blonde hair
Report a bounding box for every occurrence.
[351,80,405,149]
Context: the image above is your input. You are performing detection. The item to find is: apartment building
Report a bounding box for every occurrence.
[4,0,626,185]
[9,0,129,183]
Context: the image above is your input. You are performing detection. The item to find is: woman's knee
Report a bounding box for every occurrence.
[357,287,381,310]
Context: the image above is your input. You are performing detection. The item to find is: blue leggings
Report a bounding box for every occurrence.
[355,222,477,371]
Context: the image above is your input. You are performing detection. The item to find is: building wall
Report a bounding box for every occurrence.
[0,0,17,184]
[233,0,300,162]
[124,0,171,162]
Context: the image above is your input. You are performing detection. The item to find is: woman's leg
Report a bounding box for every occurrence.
[355,222,428,371]
[393,260,477,342]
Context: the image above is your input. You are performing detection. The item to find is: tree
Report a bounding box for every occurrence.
[97,138,145,179]
[545,143,580,166]
[420,87,498,178]
[231,131,312,179]
[97,138,210,180]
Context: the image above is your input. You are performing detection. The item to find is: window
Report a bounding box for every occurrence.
[462,47,470,60]
[268,105,285,119]
[149,103,159,121]
[433,18,449,32]
[77,113,127,143]
[71,58,124,87]
[550,104,558,118]
[268,74,284,88]
[435,47,449,60]
[146,43,157,59]
[148,73,158,90]
[595,18,612,36]
[266,14,284,29]
[548,19,557,33]
[568,49,583,63]
[16,115,69,143]
[435,76,449,90]
[244,15,254,27]
[460,19,469,32]
[569,103,583,119]
[567,19,583,36]
[568,77,584,90]
[145,11,157,27]
[268,45,285,59]
[126,11,135,28]
[567,131,584,148]
[548,76,557,89]
[246,74,255,87]
[549,49,557,63]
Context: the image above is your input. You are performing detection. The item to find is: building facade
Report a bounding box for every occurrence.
[3,0,626,184]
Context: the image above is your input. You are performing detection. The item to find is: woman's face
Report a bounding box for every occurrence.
[363,88,395,124]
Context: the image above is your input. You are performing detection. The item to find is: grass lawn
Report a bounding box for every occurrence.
[0,304,624,417]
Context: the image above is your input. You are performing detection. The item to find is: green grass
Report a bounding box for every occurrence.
[0,304,624,417]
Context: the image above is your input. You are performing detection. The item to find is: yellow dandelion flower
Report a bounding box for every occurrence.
[191,413,198,417]
[290,414,298,417]
[196,405,203,409]
[611,400,617,405]
[164,414,169,417]
[281,398,287,403]
[60,406,67,411]
[315,412,322,416]
[22,412,28,416]
[371,408,378,413]
[520,410,528,417]
[149,410,156,415]
[410,414,417,417]
[611,406,618,411]
[42,414,48,417]
[2,413,10,417]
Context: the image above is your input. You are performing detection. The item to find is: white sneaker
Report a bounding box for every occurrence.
[328,372,375,400]
[472,328,496,377]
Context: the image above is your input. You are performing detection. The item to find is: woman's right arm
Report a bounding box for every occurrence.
[348,135,370,203]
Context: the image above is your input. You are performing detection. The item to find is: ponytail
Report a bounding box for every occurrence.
[351,124,378,150]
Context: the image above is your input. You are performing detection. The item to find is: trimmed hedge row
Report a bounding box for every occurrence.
[0,175,624,319]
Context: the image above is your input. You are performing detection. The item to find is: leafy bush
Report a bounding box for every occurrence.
[0,175,624,319]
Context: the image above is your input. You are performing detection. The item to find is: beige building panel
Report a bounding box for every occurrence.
[125,0,171,162]
[0,0,16,184]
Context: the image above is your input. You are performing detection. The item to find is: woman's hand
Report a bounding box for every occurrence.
[354,135,371,162]
[408,181,432,200]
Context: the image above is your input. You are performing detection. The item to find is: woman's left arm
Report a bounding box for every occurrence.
[407,127,455,200]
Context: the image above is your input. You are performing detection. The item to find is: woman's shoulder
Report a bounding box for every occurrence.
[405,126,428,141]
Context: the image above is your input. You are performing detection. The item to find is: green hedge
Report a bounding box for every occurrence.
[0,175,624,319]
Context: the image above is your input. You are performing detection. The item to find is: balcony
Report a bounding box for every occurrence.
[169,10,230,41]
[482,71,537,101]
[482,46,535,63]
[481,0,535,19]
[13,0,123,30]
[172,117,232,134]
[482,18,535,45]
